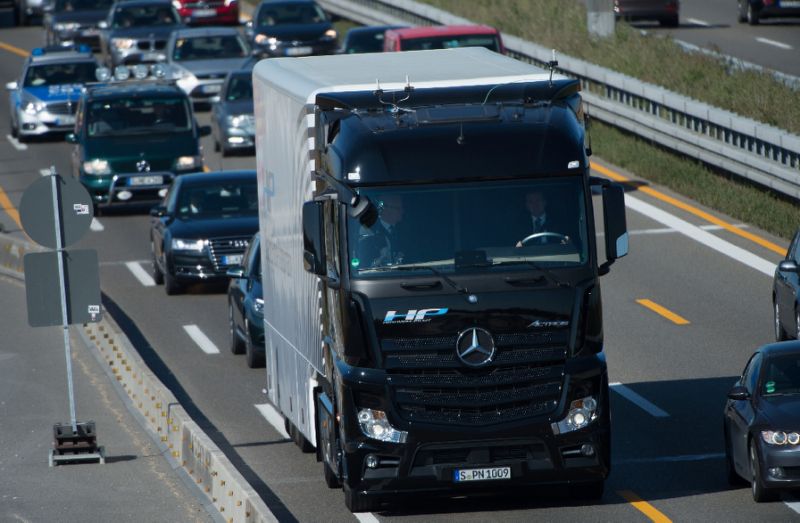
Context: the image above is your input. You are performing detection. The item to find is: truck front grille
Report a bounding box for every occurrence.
[383,332,567,427]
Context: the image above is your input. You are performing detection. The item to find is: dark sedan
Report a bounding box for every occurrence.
[773,229,800,341]
[211,69,254,156]
[724,342,800,502]
[149,170,258,295]
[340,25,405,54]
[614,0,680,27]
[246,0,337,58]
[226,232,264,368]
[739,0,800,25]
[44,0,115,50]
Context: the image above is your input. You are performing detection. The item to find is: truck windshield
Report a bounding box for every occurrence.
[86,97,191,136]
[348,177,589,278]
[401,35,500,53]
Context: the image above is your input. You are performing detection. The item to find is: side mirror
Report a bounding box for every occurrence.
[779,260,799,273]
[198,125,211,137]
[226,266,245,278]
[5,81,18,91]
[98,20,108,29]
[150,205,167,217]
[598,181,627,275]
[302,200,326,276]
[727,385,750,401]
[65,132,78,144]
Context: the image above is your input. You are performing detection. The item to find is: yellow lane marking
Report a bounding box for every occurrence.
[618,490,672,523]
[590,161,787,257]
[0,184,22,229]
[203,165,210,172]
[636,299,690,325]
[0,41,29,58]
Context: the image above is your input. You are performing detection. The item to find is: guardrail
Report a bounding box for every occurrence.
[320,0,800,200]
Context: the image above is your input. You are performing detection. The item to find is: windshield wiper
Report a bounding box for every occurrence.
[488,260,568,288]
[366,264,472,298]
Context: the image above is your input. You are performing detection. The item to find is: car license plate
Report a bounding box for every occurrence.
[55,116,75,126]
[129,175,163,186]
[222,254,243,266]
[193,8,216,17]
[285,46,312,56]
[201,83,222,94]
[81,29,99,36]
[453,466,511,483]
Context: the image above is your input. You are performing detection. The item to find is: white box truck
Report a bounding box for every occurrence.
[253,47,628,512]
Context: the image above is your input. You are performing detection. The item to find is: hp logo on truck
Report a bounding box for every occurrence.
[456,328,496,367]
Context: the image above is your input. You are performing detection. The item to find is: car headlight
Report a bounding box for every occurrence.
[552,396,598,434]
[357,408,407,443]
[171,238,206,251]
[82,159,111,175]
[323,28,337,40]
[254,34,277,45]
[54,22,80,31]
[23,101,46,115]
[762,430,800,446]
[254,297,264,314]
[226,114,252,128]
[174,156,201,171]
[112,38,136,50]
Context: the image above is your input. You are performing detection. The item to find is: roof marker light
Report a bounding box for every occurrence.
[95,67,111,82]
[114,66,130,81]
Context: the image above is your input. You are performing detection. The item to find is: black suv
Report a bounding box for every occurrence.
[68,80,209,213]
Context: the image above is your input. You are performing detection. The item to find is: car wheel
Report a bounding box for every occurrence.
[221,145,230,158]
[17,5,28,26]
[164,269,183,295]
[344,485,381,513]
[747,3,760,25]
[229,303,245,355]
[245,327,265,368]
[774,300,788,341]
[323,461,341,489]
[10,118,18,138]
[725,426,744,485]
[737,1,747,22]
[659,15,679,27]
[750,441,777,502]
[214,139,220,153]
[151,242,164,285]
[570,480,604,500]
[795,309,800,340]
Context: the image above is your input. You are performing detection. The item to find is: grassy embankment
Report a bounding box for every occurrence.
[421,0,800,240]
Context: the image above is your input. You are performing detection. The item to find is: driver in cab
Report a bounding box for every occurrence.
[515,190,570,247]
[357,194,407,267]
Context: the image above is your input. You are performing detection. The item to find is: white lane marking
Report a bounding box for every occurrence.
[183,324,220,354]
[39,168,50,176]
[90,218,104,231]
[125,261,155,287]
[354,513,380,523]
[756,37,793,50]
[616,452,723,465]
[610,382,670,418]
[254,403,290,439]
[687,18,710,27]
[625,194,775,277]
[785,495,800,514]
[6,135,27,151]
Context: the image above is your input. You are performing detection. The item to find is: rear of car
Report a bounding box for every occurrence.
[383,25,505,54]
[44,0,116,50]
[613,0,680,27]
[173,0,238,25]
[340,25,405,54]
[211,69,254,155]
[739,0,800,24]
[248,0,337,58]
[101,0,183,66]
[7,47,98,141]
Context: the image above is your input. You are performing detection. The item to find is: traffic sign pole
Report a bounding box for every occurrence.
[49,169,78,433]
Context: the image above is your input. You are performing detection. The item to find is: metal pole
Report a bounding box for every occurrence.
[49,166,77,433]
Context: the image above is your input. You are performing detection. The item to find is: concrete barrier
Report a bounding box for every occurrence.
[0,231,276,523]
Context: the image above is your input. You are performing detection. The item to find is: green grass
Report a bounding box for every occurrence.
[421,0,800,135]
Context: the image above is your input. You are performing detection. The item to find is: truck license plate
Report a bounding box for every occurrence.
[129,175,163,186]
[453,466,511,483]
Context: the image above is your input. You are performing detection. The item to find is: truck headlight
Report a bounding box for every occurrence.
[552,396,598,434]
[82,159,111,175]
[112,38,136,50]
[357,408,407,443]
[171,238,206,252]
[23,101,46,115]
[762,431,800,446]
[174,156,201,170]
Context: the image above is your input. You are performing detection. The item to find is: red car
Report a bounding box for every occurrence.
[173,0,239,26]
[383,25,505,54]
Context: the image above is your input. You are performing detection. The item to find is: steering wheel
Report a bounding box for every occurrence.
[518,232,570,246]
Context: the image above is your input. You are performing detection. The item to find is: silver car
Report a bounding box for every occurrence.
[99,0,183,66]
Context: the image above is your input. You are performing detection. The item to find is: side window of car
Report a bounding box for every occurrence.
[743,353,762,394]
[792,231,800,264]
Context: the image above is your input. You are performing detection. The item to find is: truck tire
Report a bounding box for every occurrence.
[344,485,381,513]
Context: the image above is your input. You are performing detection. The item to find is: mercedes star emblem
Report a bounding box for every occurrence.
[455,327,496,367]
[136,160,150,173]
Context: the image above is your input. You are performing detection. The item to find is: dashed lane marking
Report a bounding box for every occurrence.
[90,218,104,231]
[6,135,27,151]
[636,299,690,325]
[0,41,28,58]
[687,18,710,26]
[756,37,793,50]
[0,184,21,229]
[183,324,220,354]
[618,490,672,523]
[254,403,290,439]
[39,168,51,176]
[125,261,155,287]
[610,383,670,418]
[354,513,380,523]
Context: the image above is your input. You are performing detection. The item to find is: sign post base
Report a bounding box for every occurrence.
[49,421,105,466]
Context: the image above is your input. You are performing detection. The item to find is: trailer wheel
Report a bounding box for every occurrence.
[344,485,381,513]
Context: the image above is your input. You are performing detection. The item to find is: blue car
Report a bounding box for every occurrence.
[226,231,264,368]
[6,46,99,141]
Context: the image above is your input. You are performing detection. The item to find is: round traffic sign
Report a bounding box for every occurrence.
[19,174,94,249]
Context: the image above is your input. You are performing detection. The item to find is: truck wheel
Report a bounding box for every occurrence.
[290,422,314,453]
[164,270,183,295]
[323,461,341,489]
[344,485,381,513]
[229,304,245,354]
[750,441,777,502]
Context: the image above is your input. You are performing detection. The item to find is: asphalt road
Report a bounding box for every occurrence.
[633,0,800,77]
[2,22,800,523]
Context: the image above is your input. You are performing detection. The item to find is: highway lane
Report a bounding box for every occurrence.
[631,0,800,77]
[3,24,800,522]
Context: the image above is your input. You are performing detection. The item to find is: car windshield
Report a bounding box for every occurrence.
[225,74,252,101]
[23,62,96,87]
[86,97,191,136]
[401,34,500,53]
[256,2,327,26]
[175,181,258,219]
[348,178,589,279]
[344,28,392,54]
[172,35,248,61]
[111,5,177,28]
[55,0,113,10]
[761,355,800,396]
